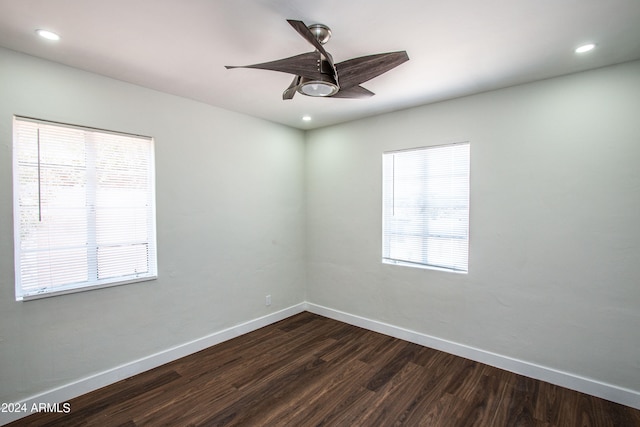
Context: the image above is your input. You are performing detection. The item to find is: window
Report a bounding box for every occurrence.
[382,142,470,272]
[13,117,157,300]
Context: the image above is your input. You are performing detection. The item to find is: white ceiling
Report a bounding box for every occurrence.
[1,0,639,130]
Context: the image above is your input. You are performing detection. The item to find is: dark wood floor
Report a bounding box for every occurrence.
[9,312,640,426]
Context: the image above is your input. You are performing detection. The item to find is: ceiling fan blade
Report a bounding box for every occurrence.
[226,52,323,81]
[332,85,375,99]
[283,76,301,100]
[287,20,336,72]
[336,51,409,89]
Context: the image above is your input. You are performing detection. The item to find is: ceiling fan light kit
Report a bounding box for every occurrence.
[298,76,339,97]
[225,19,409,100]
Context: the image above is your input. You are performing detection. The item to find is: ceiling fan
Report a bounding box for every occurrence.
[225,19,409,100]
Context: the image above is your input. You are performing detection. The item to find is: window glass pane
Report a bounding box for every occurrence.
[382,143,470,272]
[13,117,157,300]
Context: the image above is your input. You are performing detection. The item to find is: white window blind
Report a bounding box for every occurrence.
[13,117,157,300]
[382,142,470,272]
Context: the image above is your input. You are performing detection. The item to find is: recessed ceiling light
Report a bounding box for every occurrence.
[575,43,595,53]
[36,29,60,41]
[302,115,312,122]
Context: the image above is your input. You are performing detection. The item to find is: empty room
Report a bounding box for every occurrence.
[1,1,639,426]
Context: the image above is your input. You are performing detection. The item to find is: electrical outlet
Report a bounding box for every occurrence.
[265,295,271,306]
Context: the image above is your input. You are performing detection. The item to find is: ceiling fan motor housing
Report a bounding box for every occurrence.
[297,53,339,97]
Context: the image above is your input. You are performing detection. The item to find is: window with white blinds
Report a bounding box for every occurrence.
[13,116,157,300]
[382,142,470,273]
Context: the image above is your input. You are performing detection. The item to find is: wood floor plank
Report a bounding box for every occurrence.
[8,312,640,427]
[364,341,423,392]
[416,393,464,427]
[360,361,430,426]
[260,345,375,424]
[451,372,510,426]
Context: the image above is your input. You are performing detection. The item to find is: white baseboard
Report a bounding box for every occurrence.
[0,303,306,426]
[305,302,640,410]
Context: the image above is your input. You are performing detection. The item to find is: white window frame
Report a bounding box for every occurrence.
[382,142,470,273]
[13,116,158,300]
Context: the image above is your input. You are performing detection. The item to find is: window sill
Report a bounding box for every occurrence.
[382,258,467,274]
[17,276,157,301]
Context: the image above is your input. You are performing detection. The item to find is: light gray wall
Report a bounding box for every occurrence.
[306,60,640,392]
[2,43,639,404]
[0,47,306,402]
